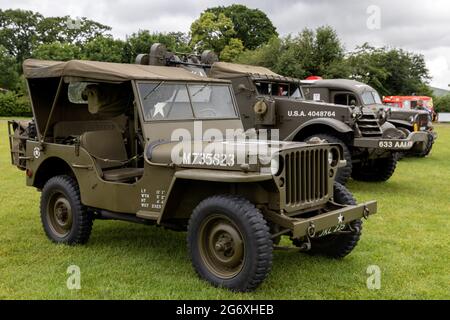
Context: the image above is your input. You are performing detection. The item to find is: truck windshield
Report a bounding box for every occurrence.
[361,91,382,105]
[138,82,238,121]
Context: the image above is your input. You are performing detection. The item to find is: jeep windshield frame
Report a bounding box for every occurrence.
[135,81,240,122]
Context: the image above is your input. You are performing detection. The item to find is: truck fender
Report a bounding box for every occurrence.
[387,119,413,130]
[285,118,353,141]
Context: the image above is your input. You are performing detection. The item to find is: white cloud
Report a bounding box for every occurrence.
[1,0,449,87]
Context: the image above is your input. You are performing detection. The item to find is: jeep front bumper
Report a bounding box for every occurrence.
[353,131,428,151]
[264,200,377,239]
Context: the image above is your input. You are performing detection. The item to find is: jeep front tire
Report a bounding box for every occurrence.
[187,195,273,292]
[40,175,93,245]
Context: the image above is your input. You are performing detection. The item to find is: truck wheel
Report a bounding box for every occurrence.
[351,153,397,182]
[40,175,93,245]
[187,195,273,292]
[302,182,362,258]
[417,132,434,157]
[303,134,352,185]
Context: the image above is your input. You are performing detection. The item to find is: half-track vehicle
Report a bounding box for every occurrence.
[139,45,427,184]
[302,79,437,157]
[8,59,378,292]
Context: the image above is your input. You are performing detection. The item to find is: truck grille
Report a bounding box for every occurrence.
[356,111,382,137]
[283,148,329,209]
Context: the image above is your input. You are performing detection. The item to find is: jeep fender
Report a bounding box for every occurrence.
[285,118,353,141]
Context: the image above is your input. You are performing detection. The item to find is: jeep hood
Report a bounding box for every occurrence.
[146,139,315,172]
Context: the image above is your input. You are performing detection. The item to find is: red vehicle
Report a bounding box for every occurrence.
[383,96,437,121]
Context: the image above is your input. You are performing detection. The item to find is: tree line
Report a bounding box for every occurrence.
[1,5,449,116]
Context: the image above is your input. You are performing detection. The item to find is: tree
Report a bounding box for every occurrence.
[36,16,111,46]
[220,38,244,62]
[32,42,81,61]
[0,9,42,63]
[0,9,112,65]
[434,94,450,113]
[205,5,277,50]
[0,45,20,90]
[236,26,347,79]
[346,44,432,96]
[82,36,126,62]
[190,12,236,54]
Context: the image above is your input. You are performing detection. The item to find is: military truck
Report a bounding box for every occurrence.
[8,59,377,292]
[302,79,437,157]
[138,45,428,183]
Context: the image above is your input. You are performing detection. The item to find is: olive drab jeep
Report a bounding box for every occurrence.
[138,44,428,184]
[8,58,377,292]
[301,79,437,157]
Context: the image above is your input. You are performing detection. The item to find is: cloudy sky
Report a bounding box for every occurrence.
[2,0,450,88]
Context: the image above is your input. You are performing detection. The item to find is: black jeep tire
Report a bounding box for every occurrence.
[40,175,93,245]
[304,182,362,258]
[187,195,273,292]
[351,153,397,182]
[417,132,434,157]
[303,134,352,185]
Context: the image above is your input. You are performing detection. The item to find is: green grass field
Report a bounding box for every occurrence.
[0,119,449,300]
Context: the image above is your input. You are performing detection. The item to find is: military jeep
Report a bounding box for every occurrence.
[302,79,437,157]
[8,59,377,292]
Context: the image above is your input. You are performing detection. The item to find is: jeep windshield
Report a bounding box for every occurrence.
[361,90,382,105]
[137,82,238,121]
[255,81,303,99]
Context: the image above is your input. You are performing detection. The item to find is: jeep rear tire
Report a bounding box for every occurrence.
[187,195,273,292]
[306,182,362,258]
[40,175,93,245]
[303,134,352,185]
[351,153,397,182]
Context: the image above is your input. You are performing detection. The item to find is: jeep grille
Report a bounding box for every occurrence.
[281,147,330,211]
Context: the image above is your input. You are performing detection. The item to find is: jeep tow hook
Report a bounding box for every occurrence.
[363,206,370,220]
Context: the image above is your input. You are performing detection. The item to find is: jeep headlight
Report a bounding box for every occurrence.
[328,148,339,167]
[270,155,283,176]
[409,115,415,123]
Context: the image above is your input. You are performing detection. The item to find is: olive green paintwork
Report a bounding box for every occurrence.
[210,71,428,160]
[302,79,436,140]
[10,59,378,240]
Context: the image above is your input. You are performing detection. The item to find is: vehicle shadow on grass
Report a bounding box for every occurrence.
[86,221,364,296]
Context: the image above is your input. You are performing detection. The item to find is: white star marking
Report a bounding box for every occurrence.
[153,102,166,118]
[337,213,344,224]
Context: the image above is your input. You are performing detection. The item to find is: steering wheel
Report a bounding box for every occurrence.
[197,108,217,117]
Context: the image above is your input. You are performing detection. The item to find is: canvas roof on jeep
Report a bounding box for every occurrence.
[23,59,229,83]
[210,61,300,83]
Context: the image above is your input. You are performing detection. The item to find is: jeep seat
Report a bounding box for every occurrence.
[80,130,143,182]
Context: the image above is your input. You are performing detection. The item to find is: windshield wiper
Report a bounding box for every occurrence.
[143,82,164,101]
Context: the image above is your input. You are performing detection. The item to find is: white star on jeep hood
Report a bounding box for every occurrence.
[153,102,166,118]
[338,213,344,224]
